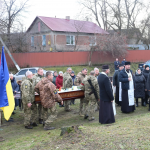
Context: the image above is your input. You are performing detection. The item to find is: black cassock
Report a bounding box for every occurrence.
[98,73,115,124]
[121,90,135,113]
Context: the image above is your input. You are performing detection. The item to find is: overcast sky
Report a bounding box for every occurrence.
[24,0,82,30]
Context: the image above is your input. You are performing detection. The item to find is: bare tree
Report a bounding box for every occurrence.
[88,34,127,66]
[0,0,29,49]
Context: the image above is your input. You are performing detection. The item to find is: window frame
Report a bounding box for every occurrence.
[89,36,97,46]
[42,35,46,46]
[31,36,34,47]
[66,35,75,45]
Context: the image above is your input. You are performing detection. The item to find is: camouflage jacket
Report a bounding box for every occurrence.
[74,72,86,86]
[32,73,43,87]
[35,77,62,108]
[21,78,34,104]
[80,75,100,100]
[63,72,73,89]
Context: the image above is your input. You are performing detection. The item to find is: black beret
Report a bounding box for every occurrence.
[102,65,109,69]
[125,61,131,65]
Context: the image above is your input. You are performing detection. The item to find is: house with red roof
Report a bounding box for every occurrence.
[27,16,108,52]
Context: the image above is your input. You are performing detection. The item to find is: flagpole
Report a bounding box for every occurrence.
[0,36,20,71]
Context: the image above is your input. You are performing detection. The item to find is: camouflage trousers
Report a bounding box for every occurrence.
[23,102,37,126]
[84,100,97,120]
[43,105,57,127]
[79,98,84,115]
[64,100,70,111]
[38,103,43,119]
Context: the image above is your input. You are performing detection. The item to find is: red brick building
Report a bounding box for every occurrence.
[27,16,108,52]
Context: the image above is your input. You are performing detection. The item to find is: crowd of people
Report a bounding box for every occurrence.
[7,58,150,130]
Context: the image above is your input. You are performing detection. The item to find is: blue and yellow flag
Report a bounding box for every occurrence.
[0,46,15,120]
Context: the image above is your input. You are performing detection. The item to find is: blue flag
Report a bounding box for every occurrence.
[0,46,9,107]
[0,46,15,120]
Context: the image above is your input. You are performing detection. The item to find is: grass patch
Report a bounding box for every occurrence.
[1,99,150,149]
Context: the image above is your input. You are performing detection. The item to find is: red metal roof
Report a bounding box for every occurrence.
[36,16,108,34]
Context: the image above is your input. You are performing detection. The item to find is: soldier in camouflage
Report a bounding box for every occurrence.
[63,67,73,111]
[75,68,88,116]
[21,71,38,129]
[32,68,44,124]
[80,71,100,121]
[35,71,63,130]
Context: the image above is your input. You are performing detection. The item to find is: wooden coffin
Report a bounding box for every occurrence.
[35,90,84,104]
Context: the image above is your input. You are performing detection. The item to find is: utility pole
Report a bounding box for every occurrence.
[0,36,20,71]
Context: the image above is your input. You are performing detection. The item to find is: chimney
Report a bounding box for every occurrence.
[66,16,70,20]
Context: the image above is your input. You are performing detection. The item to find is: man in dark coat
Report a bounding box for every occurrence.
[119,62,135,113]
[121,58,126,66]
[52,71,58,86]
[9,74,19,107]
[143,65,150,105]
[134,69,146,107]
[113,64,124,106]
[114,58,120,71]
[9,73,19,117]
[98,65,115,124]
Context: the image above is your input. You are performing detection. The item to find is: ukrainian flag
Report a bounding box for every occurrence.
[0,46,15,120]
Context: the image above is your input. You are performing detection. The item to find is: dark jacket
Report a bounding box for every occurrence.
[119,68,134,90]
[143,69,149,81]
[114,61,120,70]
[134,72,146,98]
[11,77,19,94]
[98,73,114,102]
[113,70,121,87]
[52,75,57,86]
[56,75,63,89]
[121,61,126,65]
[71,75,76,85]
[146,73,150,96]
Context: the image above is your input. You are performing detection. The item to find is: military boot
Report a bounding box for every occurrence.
[84,114,89,119]
[25,125,33,129]
[39,119,43,124]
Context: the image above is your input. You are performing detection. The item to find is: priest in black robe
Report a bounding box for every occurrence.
[98,65,115,124]
[113,64,124,106]
[119,62,135,113]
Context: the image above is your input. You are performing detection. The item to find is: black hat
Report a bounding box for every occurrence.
[125,61,131,65]
[145,65,149,69]
[71,71,75,74]
[102,65,109,69]
[119,64,124,67]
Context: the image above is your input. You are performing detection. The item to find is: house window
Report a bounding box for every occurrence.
[66,35,75,45]
[38,22,41,32]
[31,36,34,47]
[42,35,46,46]
[89,36,96,46]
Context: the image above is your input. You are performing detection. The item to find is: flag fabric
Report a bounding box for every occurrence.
[0,46,15,120]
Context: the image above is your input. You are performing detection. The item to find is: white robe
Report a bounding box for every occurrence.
[120,70,134,106]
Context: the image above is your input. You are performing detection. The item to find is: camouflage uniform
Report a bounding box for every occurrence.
[21,78,37,126]
[63,72,73,111]
[35,77,62,128]
[74,72,86,115]
[80,75,100,120]
[32,73,43,120]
